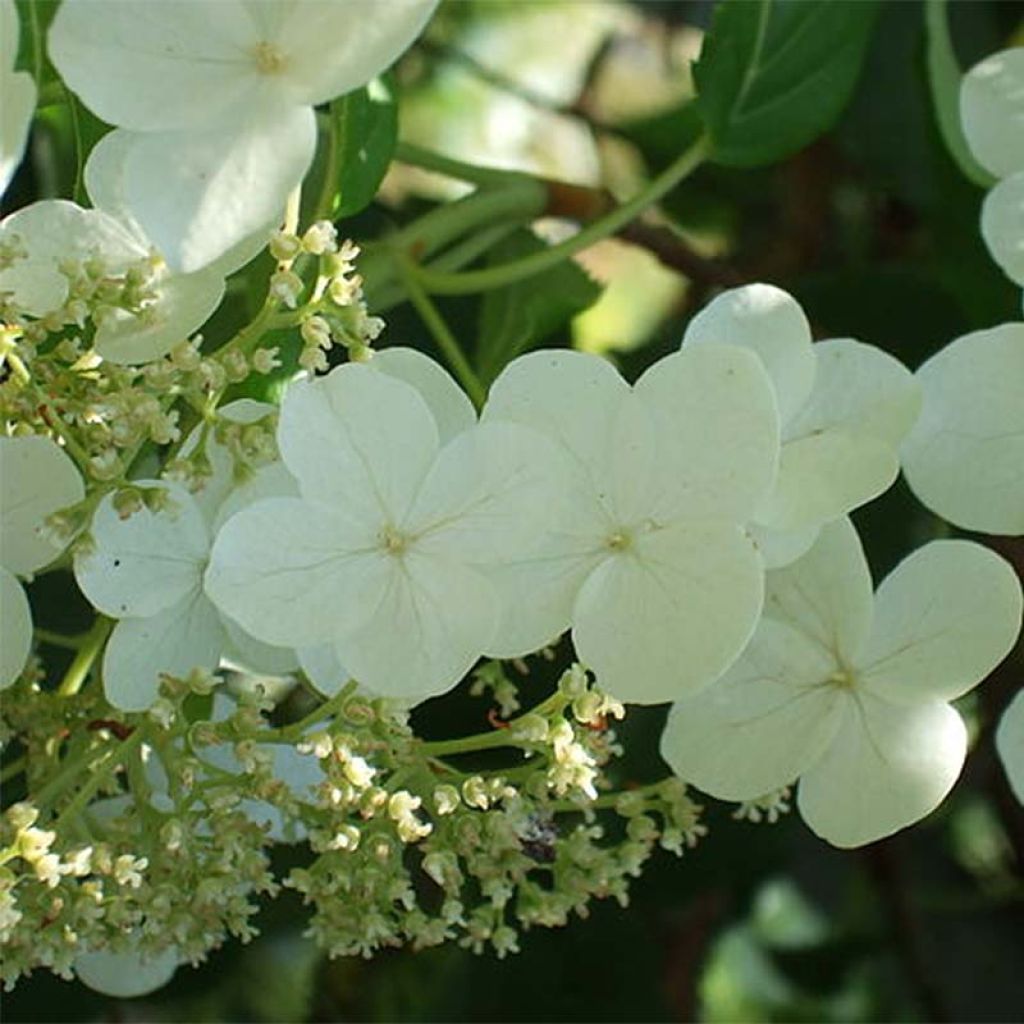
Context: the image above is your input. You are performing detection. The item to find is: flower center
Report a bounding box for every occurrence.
[605,529,632,552]
[827,668,857,691]
[378,524,409,556]
[252,41,287,75]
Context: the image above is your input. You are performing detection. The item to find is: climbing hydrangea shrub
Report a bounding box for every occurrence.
[1,0,1022,1000]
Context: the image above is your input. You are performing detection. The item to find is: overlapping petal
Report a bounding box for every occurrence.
[959,47,1024,180]
[660,618,844,799]
[996,689,1024,805]
[797,693,967,848]
[572,520,764,703]
[901,324,1024,534]
[0,567,31,688]
[980,172,1024,287]
[859,540,1023,703]
[1,0,35,198]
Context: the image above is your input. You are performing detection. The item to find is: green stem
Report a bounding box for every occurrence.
[257,681,358,744]
[394,255,486,409]
[408,134,709,296]
[1,756,27,784]
[313,99,343,221]
[56,616,113,697]
[549,777,669,813]
[33,628,86,651]
[395,142,518,188]
[53,729,146,832]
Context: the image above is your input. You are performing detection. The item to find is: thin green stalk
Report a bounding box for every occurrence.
[56,616,113,696]
[549,777,669,814]
[394,255,486,409]
[33,628,86,651]
[257,681,359,744]
[395,141,519,188]
[409,134,710,296]
[53,729,146,832]
[1,756,27,784]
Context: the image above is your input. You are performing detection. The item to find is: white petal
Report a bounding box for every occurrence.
[763,518,874,666]
[798,693,967,847]
[204,496,381,648]
[749,522,820,570]
[660,618,843,799]
[859,540,1023,703]
[995,689,1024,805]
[483,348,631,494]
[278,363,438,525]
[0,199,142,315]
[212,459,300,533]
[0,434,85,575]
[298,643,351,697]
[635,346,779,522]
[370,346,476,444]
[48,0,262,132]
[0,567,31,688]
[757,430,897,531]
[74,946,179,998]
[572,520,764,703]
[338,549,497,700]
[102,592,226,711]
[220,615,298,677]
[900,323,1024,534]
[1,70,35,198]
[268,0,438,107]
[1,0,18,69]
[784,339,921,449]
[681,283,816,424]
[74,481,209,619]
[117,105,314,273]
[981,171,1024,287]
[959,47,1024,179]
[408,421,570,565]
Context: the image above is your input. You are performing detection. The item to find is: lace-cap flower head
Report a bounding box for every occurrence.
[205,349,568,702]
[1,0,36,198]
[0,435,85,688]
[681,283,921,567]
[901,323,1024,536]
[48,0,439,271]
[481,345,779,703]
[660,518,1023,848]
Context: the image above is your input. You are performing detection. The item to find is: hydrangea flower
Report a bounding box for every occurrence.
[480,345,779,703]
[680,284,921,567]
[960,47,1024,298]
[900,323,1024,535]
[73,404,298,710]
[996,689,1024,806]
[48,0,438,272]
[1,0,36,197]
[660,518,1024,847]
[0,435,85,688]
[205,351,567,701]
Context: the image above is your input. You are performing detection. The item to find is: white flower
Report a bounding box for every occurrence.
[74,946,179,998]
[996,689,1024,806]
[73,404,298,711]
[660,518,1023,848]
[205,350,567,701]
[481,345,779,703]
[901,323,1024,535]
[0,0,36,198]
[48,0,439,272]
[0,435,85,688]
[960,47,1024,295]
[681,284,921,567]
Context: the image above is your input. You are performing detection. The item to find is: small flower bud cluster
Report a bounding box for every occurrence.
[732,786,793,824]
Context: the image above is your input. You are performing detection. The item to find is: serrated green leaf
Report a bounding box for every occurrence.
[694,0,879,167]
[475,229,602,384]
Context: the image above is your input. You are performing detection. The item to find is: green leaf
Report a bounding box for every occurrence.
[328,77,398,220]
[475,230,602,384]
[923,0,996,188]
[694,0,880,167]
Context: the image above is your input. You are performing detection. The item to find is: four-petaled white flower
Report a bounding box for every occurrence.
[0,435,85,688]
[48,0,439,272]
[681,284,921,567]
[900,323,1024,536]
[1,0,36,198]
[480,345,779,703]
[960,46,1024,301]
[996,689,1024,806]
[205,348,568,701]
[73,403,298,710]
[660,518,1023,848]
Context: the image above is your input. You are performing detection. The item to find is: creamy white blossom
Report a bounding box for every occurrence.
[996,689,1024,806]
[960,47,1024,296]
[48,0,438,271]
[0,0,36,198]
[681,284,920,567]
[74,946,180,998]
[0,435,85,687]
[660,518,1023,848]
[901,323,1024,535]
[205,350,567,701]
[481,345,779,703]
